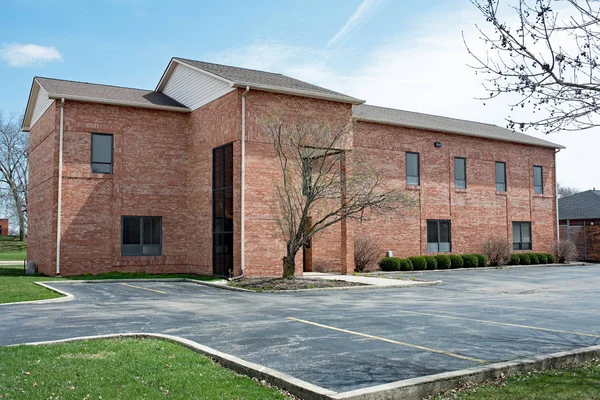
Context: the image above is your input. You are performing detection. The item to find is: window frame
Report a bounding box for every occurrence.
[426,219,452,253]
[454,157,467,189]
[91,133,114,174]
[406,151,420,186]
[121,216,162,256]
[512,221,532,250]
[495,161,507,192]
[533,165,544,194]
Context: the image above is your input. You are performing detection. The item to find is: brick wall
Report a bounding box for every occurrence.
[0,219,8,236]
[586,225,600,261]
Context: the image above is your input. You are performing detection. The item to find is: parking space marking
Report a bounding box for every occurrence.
[394,309,600,338]
[287,317,487,363]
[119,283,167,294]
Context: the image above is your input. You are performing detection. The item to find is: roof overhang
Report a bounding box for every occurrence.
[22,78,42,132]
[45,93,191,113]
[157,58,365,105]
[353,115,566,150]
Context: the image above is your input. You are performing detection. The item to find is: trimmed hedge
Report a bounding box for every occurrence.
[537,253,548,264]
[474,254,487,268]
[510,254,520,265]
[425,256,438,270]
[449,254,464,269]
[547,253,556,263]
[519,253,531,265]
[379,257,400,271]
[399,258,413,271]
[436,254,451,269]
[462,254,479,268]
[529,253,540,264]
[408,256,428,271]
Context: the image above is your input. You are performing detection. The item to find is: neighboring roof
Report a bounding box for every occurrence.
[352,104,565,149]
[559,190,600,220]
[157,57,365,105]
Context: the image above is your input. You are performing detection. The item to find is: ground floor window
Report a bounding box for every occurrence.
[427,220,451,252]
[121,216,162,256]
[213,143,233,277]
[512,221,532,250]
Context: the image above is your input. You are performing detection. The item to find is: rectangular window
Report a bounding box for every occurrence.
[496,162,507,192]
[406,152,420,186]
[427,220,452,252]
[454,157,466,189]
[512,222,532,250]
[121,216,162,256]
[213,144,234,277]
[533,166,543,194]
[91,133,113,174]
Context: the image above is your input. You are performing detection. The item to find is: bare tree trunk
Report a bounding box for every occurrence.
[282,255,295,279]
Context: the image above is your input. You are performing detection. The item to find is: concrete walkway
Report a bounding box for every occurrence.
[303,272,441,287]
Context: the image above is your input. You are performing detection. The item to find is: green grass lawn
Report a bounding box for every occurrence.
[0,338,289,399]
[0,237,26,261]
[435,361,600,400]
[0,265,219,304]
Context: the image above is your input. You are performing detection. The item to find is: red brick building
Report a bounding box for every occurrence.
[558,190,600,261]
[0,219,8,236]
[22,58,563,277]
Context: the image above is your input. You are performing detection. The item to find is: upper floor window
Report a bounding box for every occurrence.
[406,152,420,186]
[533,166,543,194]
[427,220,451,252]
[496,162,507,192]
[512,221,532,250]
[454,157,466,189]
[91,133,113,174]
[121,216,162,256]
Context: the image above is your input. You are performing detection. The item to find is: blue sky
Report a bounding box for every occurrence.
[1,0,597,189]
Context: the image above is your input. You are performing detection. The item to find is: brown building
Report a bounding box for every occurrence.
[0,219,8,236]
[22,58,563,277]
[559,190,600,261]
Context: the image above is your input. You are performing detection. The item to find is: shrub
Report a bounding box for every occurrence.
[554,240,578,263]
[354,237,382,272]
[546,253,556,263]
[510,254,520,265]
[537,253,548,264]
[425,256,438,270]
[529,253,540,264]
[481,237,512,266]
[379,257,400,271]
[408,256,427,271]
[519,253,531,265]
[449,254,464,268]
[399,258,413,271]
[462,254,479,268]
[436,254,451,269]
[474,254,487,268]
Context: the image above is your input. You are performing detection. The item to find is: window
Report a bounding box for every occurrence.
[121,216,161,256]
[406,152,420,186]
[496,162,507,192]
[533,166,543,194]
[213,144,233,277]
[512,222,532,250]
[454,157,466,188]
[427,220,451,252]
[91,133,113,174]
[302,157,312,196]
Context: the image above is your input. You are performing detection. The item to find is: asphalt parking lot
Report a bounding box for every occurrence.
[1,265,599,393]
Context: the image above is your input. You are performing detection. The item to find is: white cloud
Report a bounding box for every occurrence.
[208,5,599,190]
[0,43,62,67]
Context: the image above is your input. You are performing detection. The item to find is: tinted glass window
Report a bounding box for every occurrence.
[534,166,543,194]
[496,162,506,191]
[406,152,420,186]
[121,216,161,256]
[427,220,452,252]
[454,157,466,188]
[512,222,532,250]
[91,133,113,174]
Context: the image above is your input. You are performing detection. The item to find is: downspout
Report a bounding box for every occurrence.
[230,86,250,281]
[56,98,65,276]
[555,148,561,244]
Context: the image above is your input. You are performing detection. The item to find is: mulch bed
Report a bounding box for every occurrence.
[229,277,366,291]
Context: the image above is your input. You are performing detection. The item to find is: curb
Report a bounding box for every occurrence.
[0,282,75,306]
[330,345,600,400]
[6,333,335,400]
[230,280,443,293]
[367,262,590,276]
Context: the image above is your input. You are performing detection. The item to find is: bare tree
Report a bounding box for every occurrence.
[264,112,411,278]
[466,0,600,133]
[0,112,28,240]
[557,182,580,197]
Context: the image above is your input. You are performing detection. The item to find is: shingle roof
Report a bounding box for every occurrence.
[352,104,564,149]
[36,77,189,110]
[558,190,600,220]
[173,58,364,104]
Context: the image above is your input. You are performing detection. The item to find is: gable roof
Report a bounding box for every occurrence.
[558,190,600,220]
[22,77,190,131]
[352,104,565,149]
[157,57,364,105]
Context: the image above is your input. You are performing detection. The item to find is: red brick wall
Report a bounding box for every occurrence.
[586,225,600,261]
[0,219,8,236]
[353,121,557,259]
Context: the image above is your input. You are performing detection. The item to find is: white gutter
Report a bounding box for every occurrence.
[46,93,191,113]
[231,82,365,105]
[56,98,65,276]
[555,148,561,243]
[231,86,250,280]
